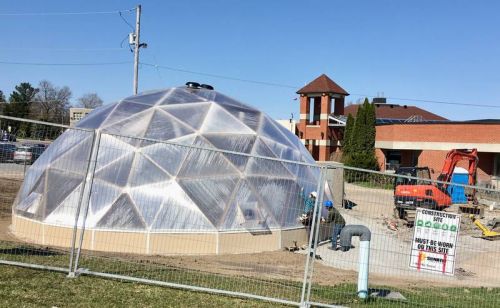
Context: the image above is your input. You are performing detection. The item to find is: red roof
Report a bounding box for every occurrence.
[297,74,349,95]
[344,103,448,121]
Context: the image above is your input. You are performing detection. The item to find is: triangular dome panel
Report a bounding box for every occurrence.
[122,89,170,106]
[76,103,116,128]
[129,183,167,228]
[129,154,170,187]
[94,153,134,187]
[88,179,122,222]
[151,181,214,231]
[161,102,211,131]
[102,101,151,128]
[159,88,208,105]
[143,109,194,141]
[141,142,186,176]
[177,176,239,227]
[96,193,146,230]
[200,104,254,134]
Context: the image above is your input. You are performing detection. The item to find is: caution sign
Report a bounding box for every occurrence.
[409,208,460,275]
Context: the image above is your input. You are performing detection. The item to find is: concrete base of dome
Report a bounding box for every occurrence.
[11,215,315,255]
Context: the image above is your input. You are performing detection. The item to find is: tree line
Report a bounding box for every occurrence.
[0,80,103,138]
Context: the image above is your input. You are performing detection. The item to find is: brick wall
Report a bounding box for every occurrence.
[376,123,500,143]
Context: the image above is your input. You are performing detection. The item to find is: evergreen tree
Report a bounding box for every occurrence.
[342,113,355,162]
[6,82,38,118]
[343,98,379,170]
[351,102,365,153]
[2,83,38,136]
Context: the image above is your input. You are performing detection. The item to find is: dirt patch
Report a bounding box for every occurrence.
[0,177,21,218]
[0,177,22,241]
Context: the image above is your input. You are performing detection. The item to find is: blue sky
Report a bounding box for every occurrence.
[1,0,499,121]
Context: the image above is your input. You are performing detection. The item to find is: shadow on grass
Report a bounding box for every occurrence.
[0,246,63,256]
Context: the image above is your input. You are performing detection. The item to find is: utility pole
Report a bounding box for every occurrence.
[133,4,142,95]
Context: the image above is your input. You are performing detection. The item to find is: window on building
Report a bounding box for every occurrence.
[307,97,321,125]
[386,150,402,171]
[494,153,500,177]
[73,112,83,120]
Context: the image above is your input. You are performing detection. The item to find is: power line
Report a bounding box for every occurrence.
[118,11,135,30]
[140,62,299,89]
[354,95,500,109]
[0,47,126,52]
[141,62,500,109]
[0,58,497,109]
[0,60,131,66]
[0,8,135,16]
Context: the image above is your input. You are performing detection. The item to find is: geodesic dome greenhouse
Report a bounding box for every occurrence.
[12,86,324,254]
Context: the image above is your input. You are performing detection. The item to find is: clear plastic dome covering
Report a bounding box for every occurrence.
[14,87,321,232]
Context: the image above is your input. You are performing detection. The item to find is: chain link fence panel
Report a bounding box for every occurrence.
[0,116,94,274]
[307,165,500,307]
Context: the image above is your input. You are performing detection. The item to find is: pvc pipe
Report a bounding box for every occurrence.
[358,240,370,299]
[339,225,371,299]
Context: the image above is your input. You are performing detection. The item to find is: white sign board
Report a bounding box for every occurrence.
[409,208,461,275]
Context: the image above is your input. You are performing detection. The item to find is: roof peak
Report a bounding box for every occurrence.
[297,74,349,96]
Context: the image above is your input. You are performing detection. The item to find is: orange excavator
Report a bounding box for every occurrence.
[394,149,478,221]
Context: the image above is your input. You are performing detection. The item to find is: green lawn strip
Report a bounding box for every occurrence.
[0,242,303,302]
[0,265,287,308]
[78,254,303,302]
[2,242,500,307]
[309,283,500,307]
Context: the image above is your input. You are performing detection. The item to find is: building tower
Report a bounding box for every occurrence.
[296,74,349,161]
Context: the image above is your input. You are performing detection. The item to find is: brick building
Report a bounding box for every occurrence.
[296,74,349,161]
[295,75,500,187]
[375,121,500,187]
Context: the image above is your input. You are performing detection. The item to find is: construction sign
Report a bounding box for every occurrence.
[409,208,461,275]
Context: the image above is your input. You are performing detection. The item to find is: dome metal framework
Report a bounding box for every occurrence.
[13,86,321,249]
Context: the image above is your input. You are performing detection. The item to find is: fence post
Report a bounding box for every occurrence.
[68,130,102,277]
[67,130,98,277]
[300,166,327,307]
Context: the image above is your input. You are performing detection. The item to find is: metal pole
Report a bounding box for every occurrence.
[300,167,326,307]
[67,130,98,277]
[72,130,102,274]
[305,167,326,304]
[133,4,141,95]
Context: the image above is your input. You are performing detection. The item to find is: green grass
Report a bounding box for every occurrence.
[0,265,285,308]
[2,242,500,307]
[310,283,500,307]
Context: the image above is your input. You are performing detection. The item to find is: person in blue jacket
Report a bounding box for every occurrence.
[302,190,317,214]
[324,200,346,251]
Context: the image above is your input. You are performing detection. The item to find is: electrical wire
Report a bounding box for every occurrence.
[140,62,500,109]
[0,60,131,66]
[119,11,135,30]
[140,62,299,89]
[0,47,125,52]
[0,58,497,109]
[0,8,135,16]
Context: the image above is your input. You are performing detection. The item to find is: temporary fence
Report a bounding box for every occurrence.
[0,115,95,275]
[1,115,500,307]
[307,165,500,307]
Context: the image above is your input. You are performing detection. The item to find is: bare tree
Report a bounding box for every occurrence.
[77,93,103,109]
[33,80,72,123]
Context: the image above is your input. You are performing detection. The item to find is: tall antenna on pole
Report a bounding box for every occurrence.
[132,4,147,95]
